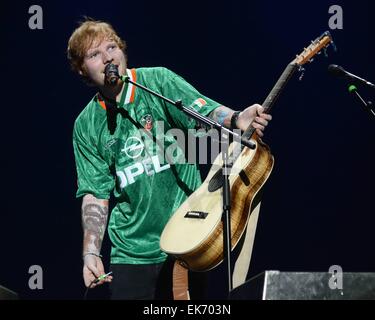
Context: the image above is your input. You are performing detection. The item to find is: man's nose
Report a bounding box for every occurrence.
[102,51,113,64]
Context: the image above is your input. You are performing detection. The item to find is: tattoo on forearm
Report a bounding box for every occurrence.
[210,106,233,127]
[82,202,108,254]
[216,111,229,125]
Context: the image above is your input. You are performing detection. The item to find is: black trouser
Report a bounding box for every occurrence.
[109,257,207,300]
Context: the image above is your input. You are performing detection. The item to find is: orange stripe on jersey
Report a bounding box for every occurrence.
[129,68,137,103]
[98,97,107,110]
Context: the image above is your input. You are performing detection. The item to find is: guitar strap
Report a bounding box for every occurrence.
[232,201,262,288]
[172,261,190,300]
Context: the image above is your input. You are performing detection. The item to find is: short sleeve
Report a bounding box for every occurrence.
[73,120,115,199]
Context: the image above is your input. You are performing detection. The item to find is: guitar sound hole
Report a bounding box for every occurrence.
[239,170,250,186]
[208,168,251,192]
[208,168,223,192]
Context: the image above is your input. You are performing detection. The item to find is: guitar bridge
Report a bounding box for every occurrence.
[184,211,208,219]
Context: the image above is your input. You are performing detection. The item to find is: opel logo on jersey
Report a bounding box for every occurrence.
[121,136,144,159]
[116,155,171,189]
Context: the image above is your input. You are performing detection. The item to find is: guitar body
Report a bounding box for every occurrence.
[160,137,274,271]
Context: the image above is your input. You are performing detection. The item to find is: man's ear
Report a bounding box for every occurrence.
[79,68,89,80]
[78,68,94,86]
[78,64,88,76]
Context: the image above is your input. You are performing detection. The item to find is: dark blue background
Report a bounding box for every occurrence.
[1,0,374,299]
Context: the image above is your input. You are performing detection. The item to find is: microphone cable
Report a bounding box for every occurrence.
[83,271,113,300]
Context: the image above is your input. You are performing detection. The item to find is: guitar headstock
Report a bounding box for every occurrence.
[292,31,334,66]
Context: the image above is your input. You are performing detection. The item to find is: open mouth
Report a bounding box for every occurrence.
[103,63,121,86]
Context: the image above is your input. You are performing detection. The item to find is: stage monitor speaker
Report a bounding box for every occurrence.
[229,270,375,300]
[0,285,18,300]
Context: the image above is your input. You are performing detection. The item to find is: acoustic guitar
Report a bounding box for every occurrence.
[160,31,334,272]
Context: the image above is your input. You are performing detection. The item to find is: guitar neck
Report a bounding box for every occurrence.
[243,63,298,140]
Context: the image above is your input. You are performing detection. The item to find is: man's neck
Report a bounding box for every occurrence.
[99,81,125,103]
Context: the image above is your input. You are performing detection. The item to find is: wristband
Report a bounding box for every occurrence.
[230,111,241,129]
[83,252,103,259]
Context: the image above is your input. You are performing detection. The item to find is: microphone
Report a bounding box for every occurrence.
[347,84,375,118]
[104,63,120,85]
[328,64,375,89]
[93,271,113,284]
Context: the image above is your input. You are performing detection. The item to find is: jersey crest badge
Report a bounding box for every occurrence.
[141,114,153,131]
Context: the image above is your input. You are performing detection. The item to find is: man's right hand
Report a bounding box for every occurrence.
[83,254,113,288]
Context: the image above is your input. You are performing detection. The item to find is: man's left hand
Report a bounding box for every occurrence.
[236,104,272,137]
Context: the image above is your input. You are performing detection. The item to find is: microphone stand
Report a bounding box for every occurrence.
[121,75,254,150]
[121,75,255,297]
[348,84,375,119]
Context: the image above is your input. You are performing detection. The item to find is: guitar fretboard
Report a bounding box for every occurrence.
[242,63,298,141]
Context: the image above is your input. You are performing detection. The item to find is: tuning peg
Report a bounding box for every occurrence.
[298,66,306,81]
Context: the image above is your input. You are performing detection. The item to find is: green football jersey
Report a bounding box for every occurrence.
[73,67,222,264]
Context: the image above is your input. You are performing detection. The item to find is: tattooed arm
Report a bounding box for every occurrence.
[209,104,272,137]
[82,194,112,287]
[209,105,235,128]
